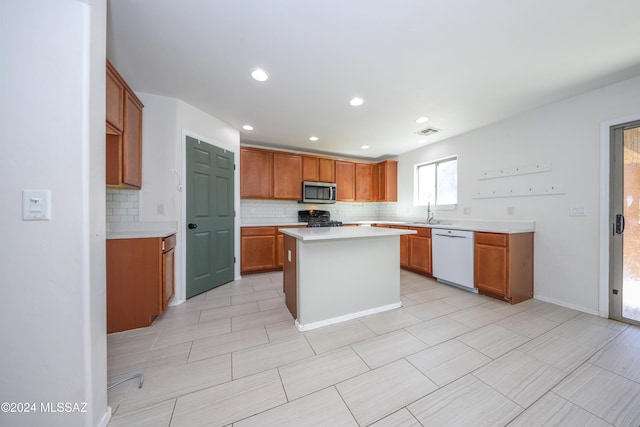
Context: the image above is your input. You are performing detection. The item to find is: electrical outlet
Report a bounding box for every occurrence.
[463,207,471,215]
[507,206,514,215]
[157,203,165,215]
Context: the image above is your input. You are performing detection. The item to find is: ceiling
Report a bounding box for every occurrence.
[107,0,640,160]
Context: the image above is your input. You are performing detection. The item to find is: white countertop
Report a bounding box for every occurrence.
[279,225,416,241]
[106,221,177,239]
[243,218,534,234]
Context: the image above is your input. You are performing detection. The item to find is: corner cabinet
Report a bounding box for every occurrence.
[106,234,175,333]
[106,60,143,189]
[474,232,533,304]
[241,225,305,274]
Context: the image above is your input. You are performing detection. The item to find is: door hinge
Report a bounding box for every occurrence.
[613,289,619,295]
[234,256,236,263]
[234,164,236,170]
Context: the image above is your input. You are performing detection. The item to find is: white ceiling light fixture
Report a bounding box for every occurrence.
[242,124,254,131]
[361,145,370,150]
[417,139,427,144]
[416,116,429,123]
[251,68,269,82]
[349,97,364,107]
[309,136,319,142]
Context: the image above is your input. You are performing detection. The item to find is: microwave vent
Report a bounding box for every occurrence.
[415,127,441,137]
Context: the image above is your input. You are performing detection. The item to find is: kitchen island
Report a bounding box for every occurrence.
[280,226,416,331]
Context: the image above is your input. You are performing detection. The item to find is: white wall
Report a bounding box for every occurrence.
[397,75,640,315]
[135,93,240,304]
[0,1,109,426]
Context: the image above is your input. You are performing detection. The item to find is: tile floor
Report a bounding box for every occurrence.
[107,270,640,426]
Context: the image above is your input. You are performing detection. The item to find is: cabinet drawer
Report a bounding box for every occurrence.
[475,232,507,247]
[413,227,431,237]
[241,226,276,236]
[162,234,176,252]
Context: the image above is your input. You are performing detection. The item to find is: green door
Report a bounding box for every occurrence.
[186,136,235,298]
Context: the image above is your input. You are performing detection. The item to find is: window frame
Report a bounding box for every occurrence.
[414,155,458,210]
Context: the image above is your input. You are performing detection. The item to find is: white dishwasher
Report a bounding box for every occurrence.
[432,229,476,291]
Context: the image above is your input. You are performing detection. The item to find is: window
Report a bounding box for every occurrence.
[415,156,457,207]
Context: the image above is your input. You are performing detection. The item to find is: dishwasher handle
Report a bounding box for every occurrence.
[434,233,468,239]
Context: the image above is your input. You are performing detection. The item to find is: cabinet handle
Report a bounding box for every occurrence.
[188,223,198,229]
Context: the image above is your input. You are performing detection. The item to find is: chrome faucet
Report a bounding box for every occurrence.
[427,202,435,224]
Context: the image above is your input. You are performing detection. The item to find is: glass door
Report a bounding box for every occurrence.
[610,121,640,325]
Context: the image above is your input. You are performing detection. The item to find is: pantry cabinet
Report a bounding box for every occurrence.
[106,234,175,333]
[106,60,143,189]
[474,232,533,304]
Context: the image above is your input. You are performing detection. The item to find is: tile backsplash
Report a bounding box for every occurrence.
[106,189,139,223]
[240,199,398,221]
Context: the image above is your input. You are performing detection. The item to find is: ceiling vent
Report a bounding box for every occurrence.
[415,127,441,137]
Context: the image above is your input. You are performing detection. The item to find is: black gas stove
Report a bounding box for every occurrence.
[298,210,343,227]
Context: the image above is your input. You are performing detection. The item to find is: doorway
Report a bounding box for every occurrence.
[185,136,235,298]
[610,120,640,325]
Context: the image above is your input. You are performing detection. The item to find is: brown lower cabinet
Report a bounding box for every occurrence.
[106,234,175,333]
[241,226,304,274]
[475,232,533,304]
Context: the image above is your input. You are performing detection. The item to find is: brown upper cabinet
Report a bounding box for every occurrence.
[106,60,143,189]
[240,146,397,203]
[335,160,356,201]
[240,147,273,198]
[375,160,398,202]
[355,162,373,201]
[273,152,302,199]
[302,155,335,182]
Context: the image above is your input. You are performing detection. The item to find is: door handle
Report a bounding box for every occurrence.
[615,214,625,234]
[188,223,198,229]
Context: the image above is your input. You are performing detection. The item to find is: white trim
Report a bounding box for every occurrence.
[294,302,402,331]
[533,295,599,316]
[97,407,112,427]
[598,112,640,318]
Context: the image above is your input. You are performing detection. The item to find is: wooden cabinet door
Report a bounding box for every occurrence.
[355,163,373,201]
[318,158,335,182]
[106,63,124,132]
[241,227,277,273]
[240,148,273,198]
[475,243,508,297]
[273,153,302,199]
[122,92,143,188]
[378,160,398,202]
[302,156,319,181]
[106,238,162,333]
[162,247,175,311]
[335,160,355,201]
[409,235,432,274]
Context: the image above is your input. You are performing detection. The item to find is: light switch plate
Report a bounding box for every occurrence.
[23,190,51,220]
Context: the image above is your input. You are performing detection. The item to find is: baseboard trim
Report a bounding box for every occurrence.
[295,302,402,332]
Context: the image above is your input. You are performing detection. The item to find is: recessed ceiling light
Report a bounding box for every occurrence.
[417,139,427,144]
[350,97,364,107]
[309,136,319,142]
[416,117,429,123]
[251,68,269,82]
[242,125,254,131]
[361,145,370,150]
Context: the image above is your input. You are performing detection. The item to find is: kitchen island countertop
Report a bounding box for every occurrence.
[279,225,416,241]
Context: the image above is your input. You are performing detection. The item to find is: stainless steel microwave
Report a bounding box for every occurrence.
[300,181,337,204]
